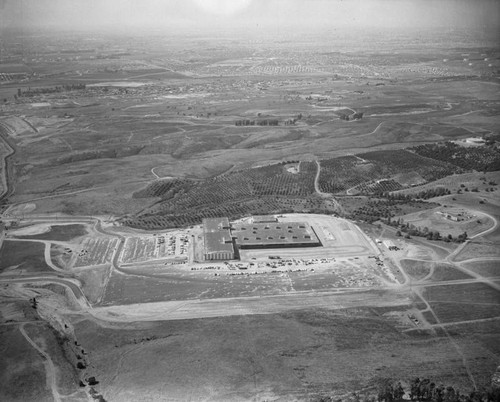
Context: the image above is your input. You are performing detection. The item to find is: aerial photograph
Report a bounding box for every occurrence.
[0,0,499,401]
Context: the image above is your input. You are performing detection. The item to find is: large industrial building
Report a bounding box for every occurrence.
[202,216,322,260]
[231,221,321,249]
[202,218,235,261]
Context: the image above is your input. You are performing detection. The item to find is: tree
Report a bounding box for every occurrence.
[378,381,394,402]
[410,378,421,400]
[393,382,404,401]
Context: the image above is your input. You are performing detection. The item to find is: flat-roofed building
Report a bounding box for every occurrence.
[203,217,231,232]
[232,221,321,249]
[204,231,235,261]
[203,218,234,260]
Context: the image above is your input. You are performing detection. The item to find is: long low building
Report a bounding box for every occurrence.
[232,221,321,249]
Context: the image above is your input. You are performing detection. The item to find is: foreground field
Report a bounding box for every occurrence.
[73,306,498,402]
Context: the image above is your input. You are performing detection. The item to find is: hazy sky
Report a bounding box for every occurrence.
[1,0,499,34]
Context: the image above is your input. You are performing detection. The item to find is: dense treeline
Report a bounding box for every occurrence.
[387,187,451,200]
[316,377,500,402]
[318,150,461,195]
[124,161,322,229]
[52,145,144,165]
[17,84,86,98]
[235,119,280,126]
[349,199,433,223]
[132,179,193,199]
[411,142,500,172]
[123,195,336,229]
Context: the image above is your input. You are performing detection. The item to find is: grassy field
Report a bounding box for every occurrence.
[0,240,50,273]
[15,224,88,241]
[423,283,500,323]
[0,324,53,402]
[102,260,384,306]
[400,259,431,280]
[428,263,473,282]
[445,319,500,356]
[73,306,493,401]
[454,240,500,262]
[23,323,81,395]
[100,267,358,306]
[77,266,112,305]
[462,260,500,278]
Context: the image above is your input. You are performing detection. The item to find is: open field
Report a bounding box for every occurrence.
[445,319,500,356]
[454,240,500,262]
[13,223,88,241]
[101,262,387,306]
[73,305,497,401]
[423,283,500,324]
[0,324,53,402]
[428,263,474,282]
[463,260,500,278]
[0,240,50,274]
[400,259,431,280]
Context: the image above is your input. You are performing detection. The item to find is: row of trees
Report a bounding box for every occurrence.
[339,112,364,121]
[235,119,280,126]
[17,84,86,98]
[317,377,499,402]
[387,187,451,201]
[380,377,499,402]
[412,142,500,172]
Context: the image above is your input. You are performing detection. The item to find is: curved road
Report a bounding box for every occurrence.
[0,122,16,202]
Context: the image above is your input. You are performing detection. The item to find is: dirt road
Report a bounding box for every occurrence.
[19,323,62,402]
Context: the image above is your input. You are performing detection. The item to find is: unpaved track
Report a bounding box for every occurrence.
[92,288,412,322]
[394,209,500,390]
[412,286,478,389]
[0,123,16,201]
[314,160,345,214]
[19,323,62,402]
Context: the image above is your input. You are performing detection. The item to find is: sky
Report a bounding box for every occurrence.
[1,0,499,34]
